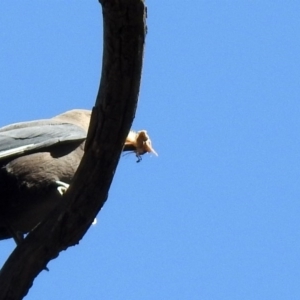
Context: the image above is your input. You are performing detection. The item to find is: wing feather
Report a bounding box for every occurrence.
[0,121,87,160]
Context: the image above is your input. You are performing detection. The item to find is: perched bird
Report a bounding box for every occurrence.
[0,109,157,241]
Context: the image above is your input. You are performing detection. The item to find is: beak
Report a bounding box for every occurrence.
[144,140,158,156]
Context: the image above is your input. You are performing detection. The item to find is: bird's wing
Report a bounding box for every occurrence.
[0,120,87,160]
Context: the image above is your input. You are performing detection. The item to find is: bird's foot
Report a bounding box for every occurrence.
[55,180,97,225]
[56,180,70,195]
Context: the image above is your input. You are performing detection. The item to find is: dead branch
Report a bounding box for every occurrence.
[0,0,146,299]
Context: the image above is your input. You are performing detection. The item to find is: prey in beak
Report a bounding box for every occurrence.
[124,130,158,162]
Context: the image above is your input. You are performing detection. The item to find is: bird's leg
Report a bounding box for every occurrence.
[4,220,24,245]
[3,220,50,270]
[10,230,24,245]
[55,180,97,225]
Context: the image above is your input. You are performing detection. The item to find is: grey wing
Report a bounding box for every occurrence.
[0,121,87,160]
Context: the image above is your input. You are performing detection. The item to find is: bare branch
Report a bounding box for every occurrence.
[0,0,146,299]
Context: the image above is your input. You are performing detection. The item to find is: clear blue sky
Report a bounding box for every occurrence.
[1,1,300,299]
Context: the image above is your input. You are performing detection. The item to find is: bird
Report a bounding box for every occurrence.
[0,109,157,242]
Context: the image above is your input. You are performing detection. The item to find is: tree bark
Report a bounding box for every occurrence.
[0,0,146,299]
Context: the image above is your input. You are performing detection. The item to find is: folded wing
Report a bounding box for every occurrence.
[0,121,87,161]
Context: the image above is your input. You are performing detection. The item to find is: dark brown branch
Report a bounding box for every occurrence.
[0,1,146,299]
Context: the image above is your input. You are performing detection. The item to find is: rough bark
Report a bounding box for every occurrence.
[0,0,146,299]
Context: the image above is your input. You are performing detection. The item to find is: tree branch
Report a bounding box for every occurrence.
[0,1,146,299]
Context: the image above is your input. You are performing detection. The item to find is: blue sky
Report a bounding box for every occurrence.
[1,1,300,299]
